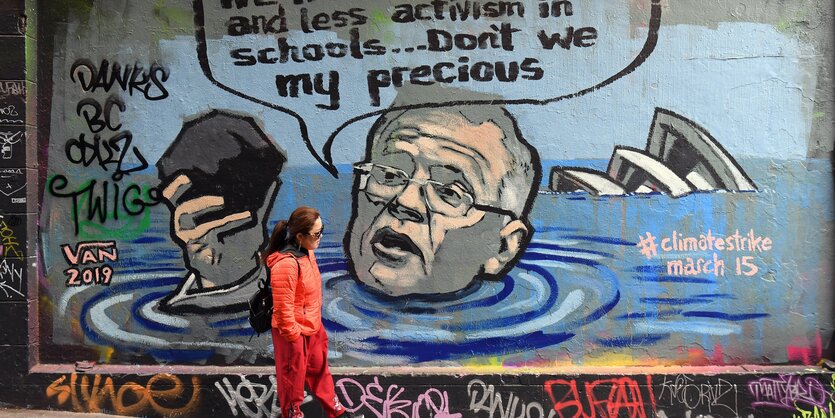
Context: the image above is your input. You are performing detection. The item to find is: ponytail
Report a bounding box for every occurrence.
[262,220,288,264]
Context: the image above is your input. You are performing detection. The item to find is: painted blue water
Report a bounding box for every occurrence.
[42,159,834,366]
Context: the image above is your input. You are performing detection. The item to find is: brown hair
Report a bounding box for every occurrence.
[263,206,321,262]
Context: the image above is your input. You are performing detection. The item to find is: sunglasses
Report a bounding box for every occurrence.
[304,227,324,239]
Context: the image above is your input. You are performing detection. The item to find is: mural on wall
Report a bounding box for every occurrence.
[38,0,833,368]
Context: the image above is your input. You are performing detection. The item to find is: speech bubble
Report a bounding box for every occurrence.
[193,0,661,176]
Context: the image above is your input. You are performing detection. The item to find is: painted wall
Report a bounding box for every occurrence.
[1,0,834,416]
[36,0,835,368]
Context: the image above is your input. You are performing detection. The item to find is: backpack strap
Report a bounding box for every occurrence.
[288,254,301,281]
[264,255,301,289]
[289,255,305,311]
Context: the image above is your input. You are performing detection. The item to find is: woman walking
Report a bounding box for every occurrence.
[264,206,358,418]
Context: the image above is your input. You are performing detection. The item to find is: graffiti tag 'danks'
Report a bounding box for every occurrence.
[70,59,169,101]
[60,241,118,287]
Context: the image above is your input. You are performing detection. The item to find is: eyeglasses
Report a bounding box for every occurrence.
[353,163,517,219]
[304,228,324,239]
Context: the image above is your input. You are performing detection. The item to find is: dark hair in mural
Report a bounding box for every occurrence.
[156,109,286,218]
[263,206,321,261]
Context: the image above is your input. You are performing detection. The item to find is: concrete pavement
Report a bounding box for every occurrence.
[0,409,122,417]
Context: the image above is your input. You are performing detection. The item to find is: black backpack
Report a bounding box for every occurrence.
[248,257,300,336]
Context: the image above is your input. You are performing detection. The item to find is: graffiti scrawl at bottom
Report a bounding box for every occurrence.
[46,373,201,416]
[35,371,833,417]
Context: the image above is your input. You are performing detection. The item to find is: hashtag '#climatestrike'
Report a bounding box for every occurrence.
[660,229,772,253]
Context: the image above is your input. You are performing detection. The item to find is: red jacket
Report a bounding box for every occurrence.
[267,248,323,341]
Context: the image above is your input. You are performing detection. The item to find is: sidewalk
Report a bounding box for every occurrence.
[0,409,121,417]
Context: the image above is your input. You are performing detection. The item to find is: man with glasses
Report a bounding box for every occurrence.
[345,105,541,298]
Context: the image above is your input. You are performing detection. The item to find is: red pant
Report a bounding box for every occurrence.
[273,326,345,418]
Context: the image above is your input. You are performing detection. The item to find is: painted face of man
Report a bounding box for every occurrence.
[346,109,528,297]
